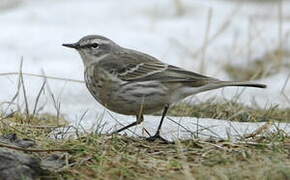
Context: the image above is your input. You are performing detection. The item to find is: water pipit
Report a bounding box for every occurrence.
[63,35,267,142]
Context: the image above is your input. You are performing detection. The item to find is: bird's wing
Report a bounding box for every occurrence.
[98,50,217,85]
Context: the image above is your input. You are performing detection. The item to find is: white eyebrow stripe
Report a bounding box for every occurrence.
[95,39,110,44]
[81,39,110,46]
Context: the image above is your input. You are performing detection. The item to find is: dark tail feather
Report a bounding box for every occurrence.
[218,81,267,88]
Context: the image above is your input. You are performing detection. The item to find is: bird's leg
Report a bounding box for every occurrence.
[146,104,171,143]
[112,114,144,134]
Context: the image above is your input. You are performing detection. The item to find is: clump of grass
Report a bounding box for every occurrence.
[55,133,290,180]
[5,112,67,126]
[224,48,290,81]
[1,109,290,179]
[168,98,290,122]
[0,112,68,143]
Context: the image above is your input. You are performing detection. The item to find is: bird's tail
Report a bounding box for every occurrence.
[216,81,267,89]
[198,80,267,93]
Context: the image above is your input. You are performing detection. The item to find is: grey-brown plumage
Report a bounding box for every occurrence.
[63,35,267,142]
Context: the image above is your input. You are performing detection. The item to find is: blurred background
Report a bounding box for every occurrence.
[0,0,289,134]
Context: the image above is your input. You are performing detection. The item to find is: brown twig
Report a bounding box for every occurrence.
[19,58,30,121]
[0,142,72,153]
[12,123,65,129]
[32,76,46,116]
[243,121,273,139]
[0,72,84,83]
[200,7,212,74]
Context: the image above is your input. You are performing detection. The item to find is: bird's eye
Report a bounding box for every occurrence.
[91,43,99,48]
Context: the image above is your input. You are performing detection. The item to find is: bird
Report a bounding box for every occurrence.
[63,35,267,142]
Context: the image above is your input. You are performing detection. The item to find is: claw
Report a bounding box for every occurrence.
[146,134,173,144]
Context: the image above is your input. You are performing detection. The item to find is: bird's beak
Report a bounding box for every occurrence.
[62,43,80,49]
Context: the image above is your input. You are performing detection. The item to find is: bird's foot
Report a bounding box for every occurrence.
[146,133,173,144]
[110,130,118,135]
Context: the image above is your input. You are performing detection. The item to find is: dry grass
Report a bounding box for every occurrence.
[1,102,290,179]
[169,98,290,122]
[55,133,290,180]
[224,48,290,81]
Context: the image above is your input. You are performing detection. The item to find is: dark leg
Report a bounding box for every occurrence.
[112,114,144,134]
[146,104,170,142]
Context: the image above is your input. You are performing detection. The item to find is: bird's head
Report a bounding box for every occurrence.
[63,35,119,65]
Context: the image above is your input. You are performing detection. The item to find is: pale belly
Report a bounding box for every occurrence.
[86,80,171,115]
[84,67,187,115]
